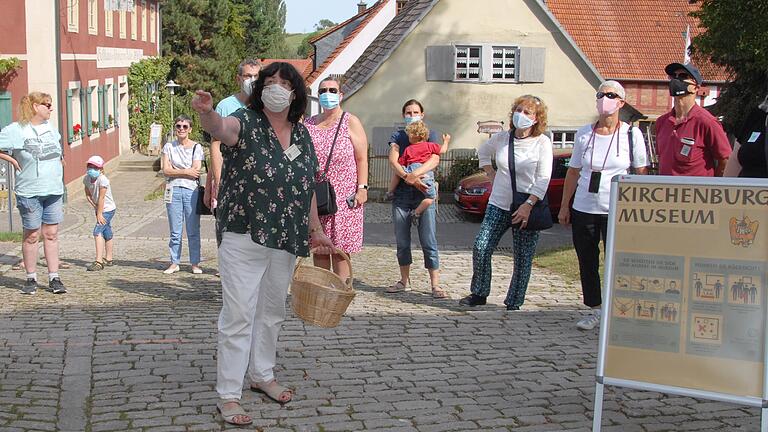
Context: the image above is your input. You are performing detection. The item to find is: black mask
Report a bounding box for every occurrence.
[669,78,693,97]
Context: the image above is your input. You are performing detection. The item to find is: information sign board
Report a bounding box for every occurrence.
[593,175,768,431]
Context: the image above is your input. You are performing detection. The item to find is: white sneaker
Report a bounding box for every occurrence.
[576,309,601,330]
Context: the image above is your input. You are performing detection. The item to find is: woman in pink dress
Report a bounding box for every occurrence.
[304,77,369,281]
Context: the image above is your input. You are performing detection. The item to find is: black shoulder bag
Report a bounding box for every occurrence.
[508,129,553,231]
[315,112,347,216]
[194,143,213,216]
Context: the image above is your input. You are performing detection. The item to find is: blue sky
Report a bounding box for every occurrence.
[284,0,369,34]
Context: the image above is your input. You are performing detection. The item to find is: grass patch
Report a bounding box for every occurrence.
[534,244,605,283]
[144,187,164,201]
[0,231,22,242]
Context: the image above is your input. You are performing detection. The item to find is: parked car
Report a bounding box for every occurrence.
[454,149,572,218]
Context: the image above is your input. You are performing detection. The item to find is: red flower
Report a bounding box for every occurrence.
[73,123,81,134]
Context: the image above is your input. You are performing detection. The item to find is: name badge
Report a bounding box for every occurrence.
[284,144,301,161]
[680,137,694,157]
[164,184,173,204]
[748,132,761,143]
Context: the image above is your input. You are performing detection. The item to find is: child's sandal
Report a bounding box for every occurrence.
[86,261,104,272]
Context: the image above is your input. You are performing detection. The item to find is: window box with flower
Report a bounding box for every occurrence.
[91,120,100,133]
[108,114,114,128]
[71,123,82,142]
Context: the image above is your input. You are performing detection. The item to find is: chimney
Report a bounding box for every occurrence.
[357,1,367,14]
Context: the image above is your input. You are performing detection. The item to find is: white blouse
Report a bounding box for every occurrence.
[477,131,553,212]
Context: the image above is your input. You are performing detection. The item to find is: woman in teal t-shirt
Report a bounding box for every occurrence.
[0,92,66,295]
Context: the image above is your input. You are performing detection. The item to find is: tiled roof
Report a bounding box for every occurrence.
[261,58,313,79]
[342,0,438,96]
[545,0,728,82]
[305,0,390,85]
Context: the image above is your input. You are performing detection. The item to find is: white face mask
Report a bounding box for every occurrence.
[241,77,256,96]
[261,84,293,113]
[512,111,536,130]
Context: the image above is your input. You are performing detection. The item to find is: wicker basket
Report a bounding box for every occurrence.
[291,248,355,328]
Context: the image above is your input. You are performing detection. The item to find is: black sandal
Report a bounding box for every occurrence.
[104,260,114,266]
[86,261,104,272]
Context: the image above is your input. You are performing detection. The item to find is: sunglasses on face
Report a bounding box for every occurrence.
[596,92,621,100]
[175,124,190,130]
[318,87,339,95]
[39,102,52,109]
[670,72,692,81]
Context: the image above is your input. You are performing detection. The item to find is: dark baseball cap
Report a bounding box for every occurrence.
[665,62,703,84]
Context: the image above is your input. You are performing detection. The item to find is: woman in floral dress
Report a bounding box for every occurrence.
[192,62,334,426]
[304,77,368,281]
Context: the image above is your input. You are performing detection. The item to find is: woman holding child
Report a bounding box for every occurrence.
[459,95,553,310]
[304,77,369,281]
[385,99,449,299]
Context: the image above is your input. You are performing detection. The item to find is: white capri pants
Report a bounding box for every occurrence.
[216,232,297,400]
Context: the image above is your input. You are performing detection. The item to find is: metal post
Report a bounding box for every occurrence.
[592,382,604,432]
[7,161,13,232]
[762,407,767,432]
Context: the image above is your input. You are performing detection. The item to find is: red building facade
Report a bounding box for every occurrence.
[0,0,159,188]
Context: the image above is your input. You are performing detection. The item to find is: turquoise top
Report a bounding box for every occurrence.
[0,121,64,197]
[215,95,246,117]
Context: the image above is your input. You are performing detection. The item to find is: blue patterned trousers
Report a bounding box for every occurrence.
[470,204,540,309]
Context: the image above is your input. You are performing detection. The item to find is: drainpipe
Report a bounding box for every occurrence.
[54,0,67,203]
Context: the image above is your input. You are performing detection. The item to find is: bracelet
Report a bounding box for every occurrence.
[309,225,321,234]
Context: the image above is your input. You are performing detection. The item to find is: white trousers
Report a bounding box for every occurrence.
[216,232,297,400]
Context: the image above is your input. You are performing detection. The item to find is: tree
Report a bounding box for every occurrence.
[692,0,768,133]
[238,0,291,59]
[315,19,337,31]
[297,19,338,58]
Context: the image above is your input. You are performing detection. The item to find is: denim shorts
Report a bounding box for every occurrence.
[403,163,436,198]
[93,209,116,240]
[16,194,64,230]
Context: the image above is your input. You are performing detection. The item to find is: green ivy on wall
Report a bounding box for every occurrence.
[128,57,203,153]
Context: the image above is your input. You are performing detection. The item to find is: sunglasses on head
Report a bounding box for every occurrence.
[596,91,621,100]
[318,87,339,95]
[175,124,190,130]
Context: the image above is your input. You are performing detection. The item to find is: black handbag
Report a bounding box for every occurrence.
[194,144,213,216]
[315,112,346,216]
[508,129,553,231]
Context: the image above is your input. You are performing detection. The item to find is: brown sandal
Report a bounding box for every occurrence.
[250,379,293,404]
[431,286,449,299]
[386,280,409,293]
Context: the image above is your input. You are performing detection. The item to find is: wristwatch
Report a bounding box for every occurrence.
[358,184,369,190]
[525,198,535,206]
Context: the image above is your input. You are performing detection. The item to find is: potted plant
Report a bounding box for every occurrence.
[72,123,82,141]
[108,114,114,128]
[91,120,100,133]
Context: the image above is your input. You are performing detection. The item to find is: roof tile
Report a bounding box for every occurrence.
[544,0,727,82]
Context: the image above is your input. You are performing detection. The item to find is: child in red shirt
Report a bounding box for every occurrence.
[387,121,450,223]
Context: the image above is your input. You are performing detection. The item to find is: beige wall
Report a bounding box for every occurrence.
[344,0,604,151]
[25,0,59,129]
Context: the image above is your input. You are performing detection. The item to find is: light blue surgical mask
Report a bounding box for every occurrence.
[404,115,422,125]
[512,111,536,130]
[86,168,100,179]
[319,92,340,109]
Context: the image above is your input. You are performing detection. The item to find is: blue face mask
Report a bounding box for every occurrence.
[86,168,100,179]
[319,92,340,109]
[404,115,422,125]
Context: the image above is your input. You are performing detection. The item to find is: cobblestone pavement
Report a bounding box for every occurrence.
[0,171,761,431]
